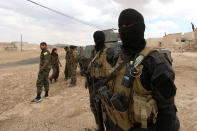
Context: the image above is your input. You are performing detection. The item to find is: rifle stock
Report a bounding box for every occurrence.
[86,71,105,131]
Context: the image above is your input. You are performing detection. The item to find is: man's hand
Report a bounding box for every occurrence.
[42,63,47,69]
[71,56,77,64]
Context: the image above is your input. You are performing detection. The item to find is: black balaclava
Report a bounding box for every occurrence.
[93,31,105,52]
[118,8,146,55]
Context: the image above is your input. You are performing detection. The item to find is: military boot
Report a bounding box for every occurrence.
[49,78,52,84]
[69,82,76,87]
[54,79,57,83]
[31,93,41,103]
[43,91,49,99]
[95,124,100,131]
[64,77,69,81]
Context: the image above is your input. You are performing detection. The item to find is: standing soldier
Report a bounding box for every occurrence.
[68,45,78,87]
[85,31,118,130]
[31,42,51,103]
[64,46,70,81]
[97,8,180,131]
[78,46,84,75]
[49,48,62,83]
[78,46,90,76]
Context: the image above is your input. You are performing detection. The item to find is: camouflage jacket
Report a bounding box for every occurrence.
[40,49,51,70]
[67,50,77,64]
[51,54,60,66]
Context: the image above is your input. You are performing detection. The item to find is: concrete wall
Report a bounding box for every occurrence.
[183,32,194,40]
[163,33,182,45]
[194,28,197,40]
[146,38,163,47]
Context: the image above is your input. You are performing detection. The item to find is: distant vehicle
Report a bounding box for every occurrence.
[79,29,121,58]
[103,29,122,52]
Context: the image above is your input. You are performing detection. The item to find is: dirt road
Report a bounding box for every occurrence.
[0,52,197,131]
[0,56,64,69]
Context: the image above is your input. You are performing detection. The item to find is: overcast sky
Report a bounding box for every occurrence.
[0,0,196,45]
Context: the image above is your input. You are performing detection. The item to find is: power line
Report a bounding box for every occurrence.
[26,0,98,29]
[108,0,119,11]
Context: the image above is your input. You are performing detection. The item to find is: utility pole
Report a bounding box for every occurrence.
[21,34,22,51]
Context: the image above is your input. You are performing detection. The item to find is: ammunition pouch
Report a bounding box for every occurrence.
[98,87,133,131]
[132,91,158,129]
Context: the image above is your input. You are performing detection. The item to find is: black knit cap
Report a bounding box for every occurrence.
[40,42,47,46]
[70,45,75,49]
[118,8,144,28]
[64,46,68,49]
[93,31,105,42]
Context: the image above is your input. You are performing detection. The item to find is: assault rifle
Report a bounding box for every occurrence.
[84,70,105,131]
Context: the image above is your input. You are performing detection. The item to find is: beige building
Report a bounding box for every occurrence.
[146,38,163,47]
[163,33,182,45]
[194,28,197,40]
[183,32,194,40]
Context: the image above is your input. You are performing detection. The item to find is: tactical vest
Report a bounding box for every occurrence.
[88,48,114,79]
[100,47,158,131]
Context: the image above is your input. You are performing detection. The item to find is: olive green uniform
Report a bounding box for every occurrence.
[64,51,71,79]
[50,54,60,80]
[36,49,51,94]
[68,50,77,84]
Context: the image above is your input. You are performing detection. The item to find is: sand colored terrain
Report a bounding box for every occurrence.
[0,61,96,131]
[0,51,197,131]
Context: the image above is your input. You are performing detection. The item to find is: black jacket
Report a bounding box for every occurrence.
[107,50,179,131]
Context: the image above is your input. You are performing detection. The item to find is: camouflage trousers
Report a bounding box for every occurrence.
[70,65,77,84]
[64,63,71,79]
[36,69,50,94]
[50,65,59,80]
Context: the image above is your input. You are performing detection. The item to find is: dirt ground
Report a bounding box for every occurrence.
[0,51,197,131]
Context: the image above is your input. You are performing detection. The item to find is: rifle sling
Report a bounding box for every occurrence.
[103,58,130,85]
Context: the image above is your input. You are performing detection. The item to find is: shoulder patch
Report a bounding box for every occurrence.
[44,52,48,56]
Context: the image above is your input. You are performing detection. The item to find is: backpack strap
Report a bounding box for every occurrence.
[134,47,158,68]
[102,58,130,86]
